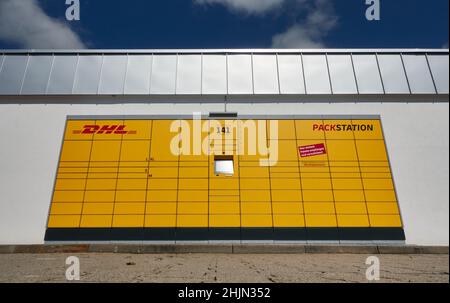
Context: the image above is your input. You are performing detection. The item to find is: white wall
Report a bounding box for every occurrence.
[0,102,448,245]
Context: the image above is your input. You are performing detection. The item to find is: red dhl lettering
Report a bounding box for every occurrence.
[73,125,137,135]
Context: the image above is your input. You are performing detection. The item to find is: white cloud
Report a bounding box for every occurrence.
[194,0,337,48]
[272,25,324,48]
[194,0,286,14]
[0,0,85,49]
[272,0,337,48]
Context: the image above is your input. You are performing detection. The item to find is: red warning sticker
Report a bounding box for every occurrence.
[299,143,327,158]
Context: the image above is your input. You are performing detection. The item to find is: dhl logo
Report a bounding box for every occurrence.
[73,125,137,135]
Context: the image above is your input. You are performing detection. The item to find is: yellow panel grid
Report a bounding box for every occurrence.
[48,118,403,234]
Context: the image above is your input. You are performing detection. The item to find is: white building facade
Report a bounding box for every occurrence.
[0,49,448,246]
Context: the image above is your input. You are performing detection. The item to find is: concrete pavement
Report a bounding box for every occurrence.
[0,253,448,283]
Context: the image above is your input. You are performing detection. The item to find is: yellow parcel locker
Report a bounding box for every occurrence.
[305,215,337,227]
[84,190,115,203]
[116,178,147,190]
[209,215,240,227]
[335,202,368,215]
[333,190,365,202]
[241,202,272,214]
[177,215,208,227]
[272,140,299,161]
[304,202,335,215]
[178,202,208,215]
[241,215,273,227]
[337,215,370,227]
[150,120,180,162]
[148,167,178,178]
[365,190,397,202]
[272,202,303,214]
[114,203,146,214]
[178,178,208,190]
[178,190,208,202]
[326,140,358,161]
[55,179,86,191]
[369,215,402,227]
[145,215,176,227]
[271,190,302,202]
[48,215,80,228]
[209,202,240,214]
[60,141,92,162]
[146,190,178,202]
[147,179,178,190]
[356,140,389,161]
[270,178,301,190]
[271,120,296,140]
[363,179,394,190]
[146,202,177,214]
[50,203,83,215]
[273,215,305,227]
[115,190,146,202]
[85,179,117,191]
[52,191,85,203]
[112,215,145,227]
[47,117,404,241]
[295,120,325,140]
[240,178,270,190]
[179,167,208,178]
[82,203,114,215]
[90,140,121,162]
[120,140,150,162]
[367,202,400,215]
[240,190,271,202]
[301,178,332,190]
[332,179,363,190]
[80,215,112,228]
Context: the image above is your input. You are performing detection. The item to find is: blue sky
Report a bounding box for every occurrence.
[0,0,448,49]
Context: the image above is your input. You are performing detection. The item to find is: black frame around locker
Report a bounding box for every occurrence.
[45,227,405,241]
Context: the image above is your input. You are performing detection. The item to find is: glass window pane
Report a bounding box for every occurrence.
[176,55,201,95]
[402,55,436,94]
[47,55,78,94]
[377,55,410,94]
[302,55,331,94]
[98,55,127,94]
[427,55,449,94]
[202,55,227,94]
[327,55,357,94]
[253,55,279,94]
[21,55,53,95]
[150,55,177,94]
[0,55,28,95]
[352,55,384,94]
[228,55,253,94]
[73,55,103,94]
[277,55,305,94]
[124,55,152,95]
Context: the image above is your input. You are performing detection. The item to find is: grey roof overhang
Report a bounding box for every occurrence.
[0,49,448,100]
